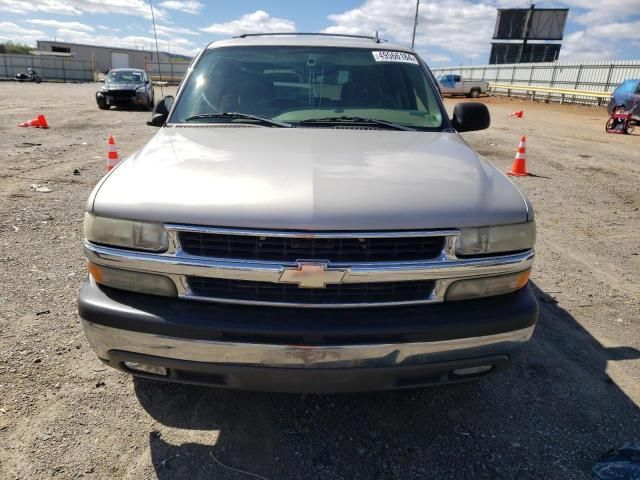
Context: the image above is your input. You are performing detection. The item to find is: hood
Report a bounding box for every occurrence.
[90,126,529,230]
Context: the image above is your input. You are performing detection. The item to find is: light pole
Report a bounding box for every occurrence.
[411,0,420,49]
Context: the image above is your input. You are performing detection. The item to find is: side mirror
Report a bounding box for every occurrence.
[145,79,150,85]
[451,102,490,132]
[147,95,175,127]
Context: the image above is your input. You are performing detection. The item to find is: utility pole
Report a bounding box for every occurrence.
[518,2,535,63]
[411,0,420,49]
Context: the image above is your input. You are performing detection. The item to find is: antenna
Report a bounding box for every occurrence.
[411,0,420,49]
[148,0,164,98]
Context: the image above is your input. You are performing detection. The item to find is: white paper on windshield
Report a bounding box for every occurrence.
[372,51,419,64]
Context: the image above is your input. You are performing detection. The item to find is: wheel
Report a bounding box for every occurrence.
[147,97,154,111]
[606,118,616,132]
[35,77,41,84]
[626,122,635,135]
[469,89,480,98]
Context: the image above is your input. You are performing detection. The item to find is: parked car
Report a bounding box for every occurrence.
[438,74,488,98]
[96,68,154,110]
[607,79,640,118]
[78,33,537,393]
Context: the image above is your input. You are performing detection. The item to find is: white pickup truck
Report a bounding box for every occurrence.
[438,74,488,98]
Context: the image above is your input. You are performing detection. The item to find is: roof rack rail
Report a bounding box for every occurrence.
[233,32,382,44]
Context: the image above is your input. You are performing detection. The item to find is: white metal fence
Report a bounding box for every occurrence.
[144,60,190,84]
[0,54,94,82]
[432,60,640,105]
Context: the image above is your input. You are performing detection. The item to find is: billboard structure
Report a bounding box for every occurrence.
[490,5,568,64]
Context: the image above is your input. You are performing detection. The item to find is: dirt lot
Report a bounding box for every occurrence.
[0,82,639,479]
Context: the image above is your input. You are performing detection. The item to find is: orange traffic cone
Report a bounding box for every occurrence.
[509,110,524,118]
[18,114,48,128]
[507,135,529,176]
[107,135,120,171]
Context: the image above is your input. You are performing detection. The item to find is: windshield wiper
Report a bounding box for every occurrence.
[295,116,415,131]
[184,112,291,128]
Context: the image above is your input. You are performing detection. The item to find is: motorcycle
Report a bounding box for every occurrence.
[15,68,42,83]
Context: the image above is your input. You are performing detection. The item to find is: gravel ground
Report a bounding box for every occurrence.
[0,82,639,479]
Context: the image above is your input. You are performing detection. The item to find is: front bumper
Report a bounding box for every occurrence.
[78,279,538,392]
[96,91,146,106]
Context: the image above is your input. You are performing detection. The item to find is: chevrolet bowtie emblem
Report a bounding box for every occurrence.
[278,262,347,289]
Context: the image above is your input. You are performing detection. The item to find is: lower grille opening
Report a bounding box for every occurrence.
[107,90,136,97]
[187,277,435,305]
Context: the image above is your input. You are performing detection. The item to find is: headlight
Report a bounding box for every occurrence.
[100,85,108,92]
[136,86,146,93]
[88,262,177,297]
[445,270,530,301]
[84,213,168,252]
[457,222,535,256]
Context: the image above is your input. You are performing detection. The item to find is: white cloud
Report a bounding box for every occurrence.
[0,21,44,45]
[560,0,640,26]
[49,27,197,56]
[200,10,295,35]
[153,24,202,37]
[0,0,81,15]
[27,19,94,32]
[561,20,640,60]
[0,21,44,36]
[0,0,165,19]
[158,0,203,15]
[324,0,640,64]
[428,54,452,63]
[324,0,495,58]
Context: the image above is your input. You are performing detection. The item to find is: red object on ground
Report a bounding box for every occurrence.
[107,135,120,171]
[507,135,529,176]
[18,114,48,128]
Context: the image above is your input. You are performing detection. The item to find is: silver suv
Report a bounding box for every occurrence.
[79,34,537,393]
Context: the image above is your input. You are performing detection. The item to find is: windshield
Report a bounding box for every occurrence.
[170,46,445,130]
[107,70,144,83]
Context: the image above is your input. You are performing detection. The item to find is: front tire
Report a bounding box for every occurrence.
[469,89,480,98]
[626,122,635,135]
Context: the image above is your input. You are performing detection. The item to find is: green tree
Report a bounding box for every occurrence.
[0,42,33,54]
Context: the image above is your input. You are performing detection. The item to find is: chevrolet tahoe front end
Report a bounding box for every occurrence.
[78,34,537,393]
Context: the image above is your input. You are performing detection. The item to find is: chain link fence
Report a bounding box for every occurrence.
[144,60,190,85]
[432,60,640,105]
[0,54,94,82]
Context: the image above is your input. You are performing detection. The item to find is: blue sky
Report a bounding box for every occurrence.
[0,0,638,65]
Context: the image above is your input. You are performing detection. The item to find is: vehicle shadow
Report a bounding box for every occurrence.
[134,282,640,479]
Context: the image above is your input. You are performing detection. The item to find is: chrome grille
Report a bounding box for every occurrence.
[179,232,445,262]
[188,277,435,305]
